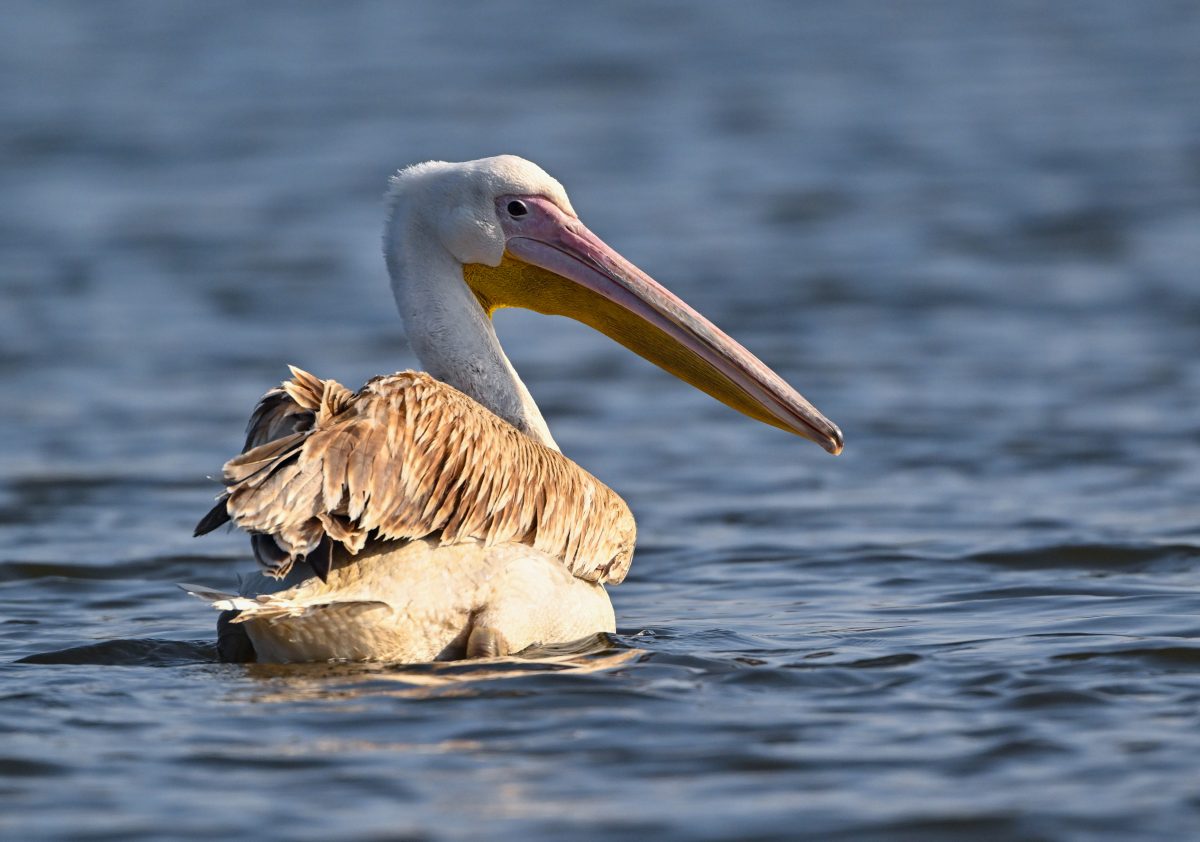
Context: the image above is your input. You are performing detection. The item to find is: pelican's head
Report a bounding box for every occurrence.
[386,155,842,454]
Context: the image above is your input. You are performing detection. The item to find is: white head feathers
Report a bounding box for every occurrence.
[385,155,575,268]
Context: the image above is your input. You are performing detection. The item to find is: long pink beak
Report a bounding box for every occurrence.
[497,195,843,454]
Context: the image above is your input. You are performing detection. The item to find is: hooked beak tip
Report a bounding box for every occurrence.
[810,425,844,455]
[827,434,844,456]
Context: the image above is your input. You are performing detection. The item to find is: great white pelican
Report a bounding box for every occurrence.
[189,155,842,663]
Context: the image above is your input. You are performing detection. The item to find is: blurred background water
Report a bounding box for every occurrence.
[2,1,1199,839]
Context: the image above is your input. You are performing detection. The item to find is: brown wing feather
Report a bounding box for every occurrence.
[197,368,635,584]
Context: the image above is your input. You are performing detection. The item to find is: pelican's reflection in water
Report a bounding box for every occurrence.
[236,634,643,703]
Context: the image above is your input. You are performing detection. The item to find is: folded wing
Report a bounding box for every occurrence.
[196,368,635,585]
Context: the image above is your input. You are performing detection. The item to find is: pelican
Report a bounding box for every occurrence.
[189,155,842,663]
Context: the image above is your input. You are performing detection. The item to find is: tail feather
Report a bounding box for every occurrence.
[177,583,388,623]
[178,583,259,613]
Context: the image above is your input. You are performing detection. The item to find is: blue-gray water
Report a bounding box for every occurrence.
[3,2,1199,839]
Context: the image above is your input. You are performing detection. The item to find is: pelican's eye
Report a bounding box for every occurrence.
[506,200,529,217]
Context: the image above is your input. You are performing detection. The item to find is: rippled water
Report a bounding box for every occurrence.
[3,2,1200,839]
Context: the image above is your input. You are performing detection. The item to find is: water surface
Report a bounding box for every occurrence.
[3,2,1199,839]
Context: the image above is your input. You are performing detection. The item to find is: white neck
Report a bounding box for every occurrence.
[384,216,559,451]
